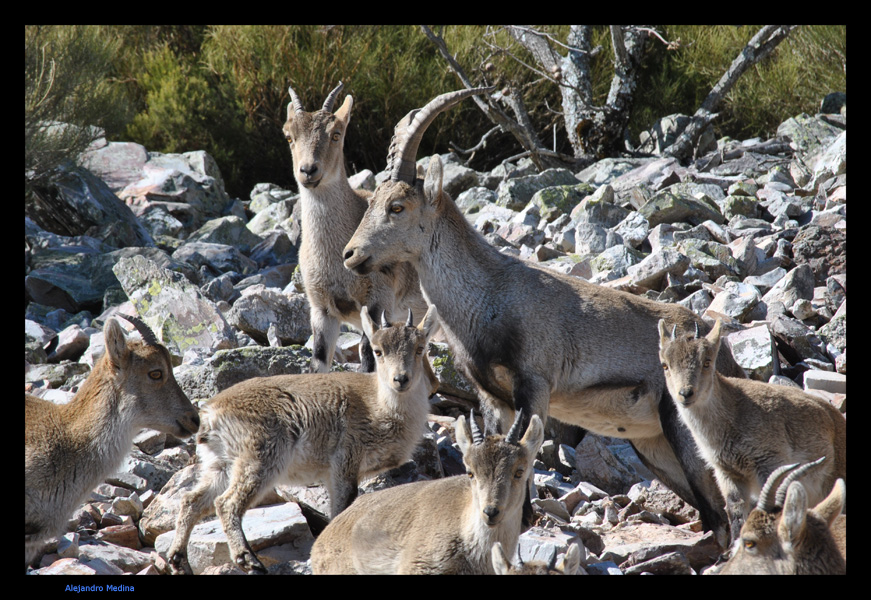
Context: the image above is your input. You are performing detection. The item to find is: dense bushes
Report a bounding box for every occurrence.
[25,25,846,199]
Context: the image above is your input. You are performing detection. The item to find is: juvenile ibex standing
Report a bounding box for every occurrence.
[25,314,199,568]
[310,410,545,575]
[658,318,847,539]
[342,87,747,543]
[284,81,429,374]
[167,305,439,575]
[719,461,847,575]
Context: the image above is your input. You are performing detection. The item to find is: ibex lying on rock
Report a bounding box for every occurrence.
[25,314,199,568]
[284,81,429,374]
[658,318,847,539]
[311,409,544,574]
[491,541,583,575]
[719,461,846,575]
[342,87,746,542]
[167,305,439,574]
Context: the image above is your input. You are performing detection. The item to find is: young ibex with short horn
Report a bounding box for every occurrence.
[341,87,747,543]
[25,314,199,568]
[491,541,583,575]
[167,305,439,575]
[310,409,544,575]
[658,318,847,539]
[719,460,846,575]
[284,81,429,374]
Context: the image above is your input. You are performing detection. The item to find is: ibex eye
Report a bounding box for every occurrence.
[390,205,404,214]
[744,540,756,549]
[331,132,341,141]
[373,350,383,357]
[148,370,162,380]
[703,359,711,368]
[514,469,524,479]
[467,472,474,479]
[662,364,669,370]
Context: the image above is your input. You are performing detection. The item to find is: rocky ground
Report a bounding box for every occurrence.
[25,95,846,575]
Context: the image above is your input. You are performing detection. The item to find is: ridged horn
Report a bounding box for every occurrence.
[322,81,344,112]
[386,87,492,184]
[287,84,305,114]
[406,308,414,327]
[469,409,484,445]
[505,409,525,445]
[756,463,800,512]
[116,313,159,347]
[774,456,827,508]
[694,322,700,339]
[671,324,677,341]
[380,310,390,329]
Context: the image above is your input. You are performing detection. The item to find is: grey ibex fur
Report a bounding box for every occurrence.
[167,305,439,574]
[310,410,544,574]
[491,541,583,575]
[284,81,428,374]
[658,318,847,539]
[341,87,747,543]
[25,314,199,568]
[719,461,846,575]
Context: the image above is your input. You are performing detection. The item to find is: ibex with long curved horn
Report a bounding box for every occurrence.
[658,318,846,540]
[283,81,430,375]
[311,409,545,574]
[25,314,200,568]
[719,460,846,575]
[341,87,746,545]
[167,305,439,575]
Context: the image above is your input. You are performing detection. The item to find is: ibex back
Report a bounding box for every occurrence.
[342,88,746,544]
[283,81,428,373]
[311,410,544,574]
[25,315,199,568]
[167,305,438,574]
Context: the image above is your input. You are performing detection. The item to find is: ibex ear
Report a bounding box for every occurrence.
[813,479,846,527]
[521,414,545,456]
[491,542,513,575]
[424,155,443,207]
[707,318,722,344]
[286,101,295,124]
[657,319,670,346]
[360,306,377,342]
[455,414,472,456]
[418,305,440,341]
[334,95,353,124]
[104,318,131,369]
[559,544,582,575]
[779,481,809,545]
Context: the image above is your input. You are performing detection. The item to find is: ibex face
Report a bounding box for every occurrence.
[455,411,544,528]
[343,87,490,275]
[361,304,439,392]
[105,316,200,438]
[283,82,352,190]
[720,470,846,575]
[658,318,721,408]
[491,541,582,575]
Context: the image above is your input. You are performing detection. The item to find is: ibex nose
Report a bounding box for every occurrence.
[299,163,319,176]
[679,387,694,403]
[393,373,409,390]
[483,506,500,525]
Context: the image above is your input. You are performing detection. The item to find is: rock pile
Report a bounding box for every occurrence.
[25,96,846,575]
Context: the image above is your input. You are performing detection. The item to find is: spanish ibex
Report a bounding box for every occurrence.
[719,460,846,575]
[341,87,747,543]
[658,318,847,539]
[310,410,544,575]
[167,305,439,574]
[284,81,429,374]
[491,541,583,575]
[25,314,199,568]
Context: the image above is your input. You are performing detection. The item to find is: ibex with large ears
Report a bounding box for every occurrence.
[658,318,847,539]
[25,314,200,568]
[310,410,545,575]
[283,81,429,374]
[167,305,439,575]
[342,87,747,544]
[719,461,846,575]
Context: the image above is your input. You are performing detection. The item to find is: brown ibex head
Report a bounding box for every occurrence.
[658,317,722,408]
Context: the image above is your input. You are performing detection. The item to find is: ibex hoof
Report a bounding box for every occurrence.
[168,552,193,575]
[235,551,267,574]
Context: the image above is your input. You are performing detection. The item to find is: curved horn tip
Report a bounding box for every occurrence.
[671,324,677,341]
[406,308,414,327]
[505,409,524,444]
[380,310,390,329]
[115,313,159,346]
[469,409,484,445]
[694,322,700,339]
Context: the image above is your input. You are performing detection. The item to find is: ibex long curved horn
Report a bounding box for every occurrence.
[287,84,305,114]
[469,409,484,445]
[116,313,159,347]
[694,322,700,339]
[387,87,492,184]
[756,463,800,512]
[505,409,525,445]
[406,308,414,327]
[322,81,344,112]
[774,456,827,508]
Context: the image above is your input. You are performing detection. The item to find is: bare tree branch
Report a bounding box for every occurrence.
[663,25,799,161]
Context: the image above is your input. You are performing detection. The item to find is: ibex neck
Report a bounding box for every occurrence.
[460,499,523,573]
[299,178,367,246]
